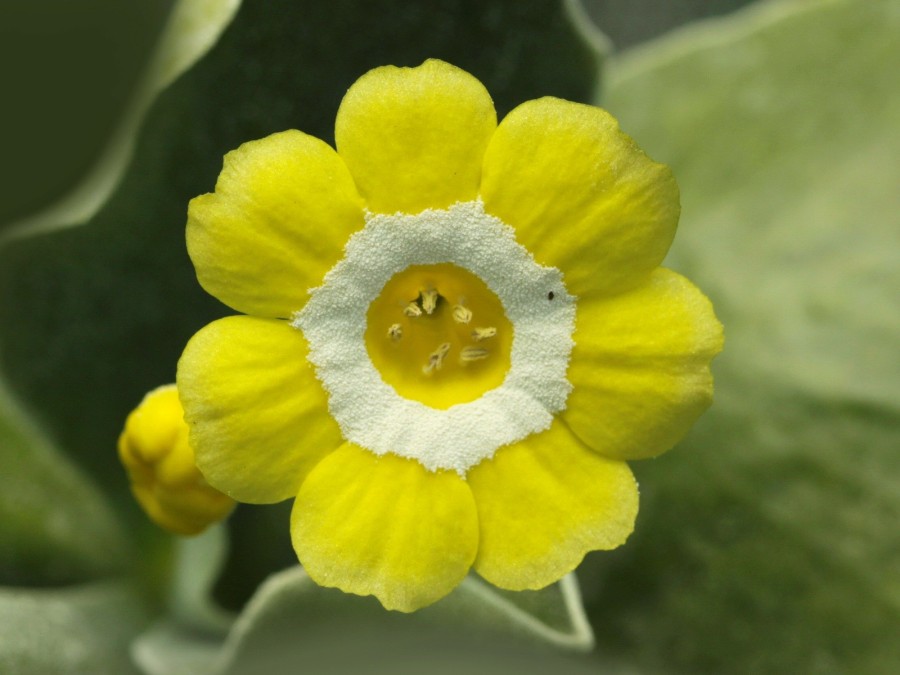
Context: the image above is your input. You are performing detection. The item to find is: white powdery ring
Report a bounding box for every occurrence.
[293,200,576,475]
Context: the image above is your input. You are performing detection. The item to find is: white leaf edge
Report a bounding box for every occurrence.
[0,0,242,246]
[460,573,596,652]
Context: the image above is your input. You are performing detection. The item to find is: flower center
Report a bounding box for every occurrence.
[365,263,513,408]
[294,200,576,474]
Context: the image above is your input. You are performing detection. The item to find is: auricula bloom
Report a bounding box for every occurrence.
[177,60,723,611]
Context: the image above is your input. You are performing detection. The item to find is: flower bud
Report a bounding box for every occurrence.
[118,384,234,535]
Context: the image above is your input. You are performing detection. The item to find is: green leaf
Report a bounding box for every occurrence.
[607,0,899,408]
[0,382,130,585]
[211,569,605,674]
[0,0,241,244]
[131,527,234,675]
[0,580,149,674]
[133,541,597,674]
[577,0,900,672]
[132,622,226,675]
[166,524,234,629]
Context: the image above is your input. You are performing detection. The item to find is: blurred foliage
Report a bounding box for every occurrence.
[0,384,129,587]
[0,0,173,224]
[1,0,898,672]
[137,563,598,675]
[583,0,756,49]
[0,580,147,674]
[583,0,900,671]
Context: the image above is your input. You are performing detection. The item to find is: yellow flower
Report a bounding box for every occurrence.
[118,384,234,535]
[177,60,723,611]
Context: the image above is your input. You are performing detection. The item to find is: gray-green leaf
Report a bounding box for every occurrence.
[0,382,129,585]
[0,0,241,245]
[578,0,900,672]
[214,568,600,674]
[0,580,149,674]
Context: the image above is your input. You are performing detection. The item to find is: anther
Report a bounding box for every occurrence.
[422,342,451,375]
[387,323,402,341]
[403,302,422,318]
[472,327,497,341]
[421,288,439,315]
[452,304,472,324]
[460,346,489,362]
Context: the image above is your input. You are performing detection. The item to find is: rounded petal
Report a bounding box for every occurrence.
[292,444,479,612]
[468,420,638,590]
[187,130,365,318]
[177,316,342,504]
[481,97,679,298]
[563,268,724,461]
[335,59,497,214]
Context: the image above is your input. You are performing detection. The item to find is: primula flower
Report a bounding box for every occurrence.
[119,384,234,535]
[177,59,722,611]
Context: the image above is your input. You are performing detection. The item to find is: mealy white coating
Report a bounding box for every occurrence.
[293,200,576,474]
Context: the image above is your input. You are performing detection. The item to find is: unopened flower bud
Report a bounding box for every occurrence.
[118,384,233,535]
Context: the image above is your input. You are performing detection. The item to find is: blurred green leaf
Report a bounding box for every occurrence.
[167,524,233,628]
[578,0,900,672]
[0,0,173,226]
[212,569,604,674]
[581,0,757,51]
[0,0,240,242]
[134,534,597,674]
[133,622,226,675]
[0,382,130,585]
[132,527,234,675]
[0,579,149,674]
[608,0,899,408]
[133,569,600,674]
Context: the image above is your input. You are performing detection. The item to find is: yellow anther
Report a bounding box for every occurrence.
[472,326,497,341]
[421,288,439,315]
[403,302,423,318]
[422,342,451,375]
[452,304,473,324]
[460,346,490,362]
[387,323,403,341]
[118,384,234,536]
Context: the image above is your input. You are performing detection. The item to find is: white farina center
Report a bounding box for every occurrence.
[293,200,576,474]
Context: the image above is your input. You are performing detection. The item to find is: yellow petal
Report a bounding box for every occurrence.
[468,420,638,590]
[187,130,364,318]
[292,444,478,612]
[563,268,723,461]
[177,316,342,503]
[335,59,496,214]
[481,97,679,298]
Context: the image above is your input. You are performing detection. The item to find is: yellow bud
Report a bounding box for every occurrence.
[118,384,234,535]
